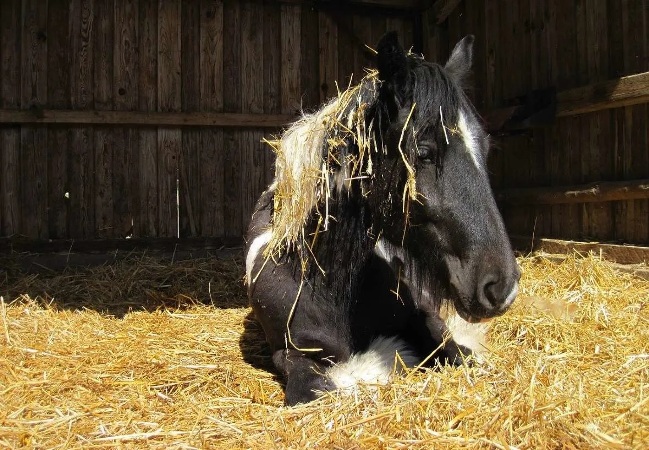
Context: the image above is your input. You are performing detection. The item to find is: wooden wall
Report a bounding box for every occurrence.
[3,0,646,247]
[0,0,415,241]
[424,0,649,246]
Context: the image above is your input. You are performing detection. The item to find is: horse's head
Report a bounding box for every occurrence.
[371,32,520,321]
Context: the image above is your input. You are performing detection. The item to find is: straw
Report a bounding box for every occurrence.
[0,250,647,449]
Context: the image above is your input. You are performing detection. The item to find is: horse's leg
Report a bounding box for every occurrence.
[248,252,353,404]
[407,312,475,366]
[272,349,334,405]
[246,191,356,405]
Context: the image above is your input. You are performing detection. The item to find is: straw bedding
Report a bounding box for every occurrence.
[0,251,647,449]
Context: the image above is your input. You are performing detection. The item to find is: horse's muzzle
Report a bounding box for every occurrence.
[446,255,521,321]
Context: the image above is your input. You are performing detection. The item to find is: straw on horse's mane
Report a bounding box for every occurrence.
[262,70,386,262]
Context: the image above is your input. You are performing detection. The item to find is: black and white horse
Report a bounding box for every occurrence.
[245,33,520,405]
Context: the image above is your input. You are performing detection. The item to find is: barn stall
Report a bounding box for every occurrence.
[1,0,648,448]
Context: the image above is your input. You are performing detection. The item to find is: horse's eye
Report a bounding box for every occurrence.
[417,141,437,161]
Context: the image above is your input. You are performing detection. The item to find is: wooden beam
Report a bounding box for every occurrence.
[496,179,649,206]
[0,109,296,128]
[484,71,649,131]
[556,71,649,117]
[431,0,462,24]
[510,235,649,265]
[279,0,425,13]
[346,0,424,9]
[0,236,244,255]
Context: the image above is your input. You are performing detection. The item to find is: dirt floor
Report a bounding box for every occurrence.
[0,249,647,449]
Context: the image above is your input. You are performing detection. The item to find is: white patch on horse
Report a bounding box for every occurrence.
[457,110,481,169]
[245,231,272,285]
[436,304,490,359]
[326,336,419,390]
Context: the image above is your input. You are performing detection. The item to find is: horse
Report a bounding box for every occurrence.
[244,32,520,405]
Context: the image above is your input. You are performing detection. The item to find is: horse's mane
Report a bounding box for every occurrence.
[262,55,473,261]
[263,71,381,259]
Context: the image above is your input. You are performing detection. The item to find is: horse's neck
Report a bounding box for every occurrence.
[305,194,375,283]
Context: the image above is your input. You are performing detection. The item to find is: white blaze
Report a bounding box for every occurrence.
[457,110,482,169]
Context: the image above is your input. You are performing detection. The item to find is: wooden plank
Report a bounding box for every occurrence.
[607,0,626,243]
[348,0,423,9]
[241,1,265,230]
[352,14,373,79]
[198,0,225,237]
[583,1,612,241]
[482,1,500,109]
[546,0,561,238]
[510,236,649,265]
[421,6,439,62]
[46,0,71,240]
[180,0,201,238]
[69,0,96,239]
[497,179,649,206]
[138,0,158,237]
[318,11,338,102]
[0,109,296,127]
[21,0,49,239]
[498,1,531,236]
[556,71,649,117]
[483,0,503,200]
[446,0,463,60]
[462,0,485,109]
[556,1,579,238]
[281,4,302,114]
[1,0,22,237]
[158,0,182,238]
[337,12,355,93]
[483,70,649,132]
[93,0,114,238]
[576,0,591,241]
[0,236,243,256]
[300,3,320,111]
[1,0,5,236]
[263,1,281,186]
[200,0,224,114]
[524,0,548,239]
[558,0,579,238]
[222,0,242,238]
[114,0,139,238]
[624,0,648,245]
[370,9,387,63]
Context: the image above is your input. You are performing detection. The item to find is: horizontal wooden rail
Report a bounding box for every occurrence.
[279,0,424,11]
[556,71,649,117]
[484,71,649,131]
[0,236,244,255]
[496,179,649,206]
[0,109,297,128]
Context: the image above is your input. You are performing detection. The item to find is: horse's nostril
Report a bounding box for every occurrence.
[480,273,518,311]
[482,279,501,307]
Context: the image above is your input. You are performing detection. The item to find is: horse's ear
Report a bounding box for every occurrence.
[377,31,408,82]
[445,35,474,85]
